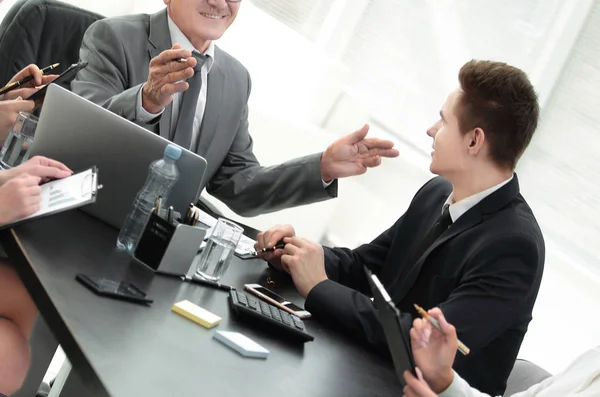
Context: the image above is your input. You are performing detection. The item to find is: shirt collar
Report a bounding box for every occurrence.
[167,16,215,73]
[443,175,514,222]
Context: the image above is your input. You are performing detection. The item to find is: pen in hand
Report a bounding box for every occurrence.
[414,304,470,356]
[0,63,60,95]
[254,239,286,255]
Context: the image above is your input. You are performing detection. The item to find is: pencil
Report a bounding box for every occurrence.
[0,63,60,95]
[414,304,470,356]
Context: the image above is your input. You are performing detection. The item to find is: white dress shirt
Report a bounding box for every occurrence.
[442,175,514,222]
[136,16,215,152]
[439,346,600,397]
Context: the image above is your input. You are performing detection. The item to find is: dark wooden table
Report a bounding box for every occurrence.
[2,210,400,397]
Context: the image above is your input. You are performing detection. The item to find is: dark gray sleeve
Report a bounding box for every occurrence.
[206,72,337,217]
[71,20,155,127]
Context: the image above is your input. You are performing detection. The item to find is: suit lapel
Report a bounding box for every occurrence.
[194,59,224,155]
[147,9,173,139]
[391,210,482,302]
[391,175,521,303]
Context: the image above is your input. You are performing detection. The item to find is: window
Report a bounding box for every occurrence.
[249,0,334,41]
[340,0,564,154]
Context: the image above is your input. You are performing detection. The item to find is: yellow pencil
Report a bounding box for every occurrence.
[414,304,470,356]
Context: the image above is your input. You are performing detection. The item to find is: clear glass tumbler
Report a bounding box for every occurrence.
[195,218,244,281]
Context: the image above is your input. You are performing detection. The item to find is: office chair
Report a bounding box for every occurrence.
[0,0,104,87]
[503,359,552,396]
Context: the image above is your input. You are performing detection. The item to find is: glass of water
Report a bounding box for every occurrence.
[0,112,38,168]
[195,218,244,281]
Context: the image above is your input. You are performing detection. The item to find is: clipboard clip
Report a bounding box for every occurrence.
[81,166,101,197]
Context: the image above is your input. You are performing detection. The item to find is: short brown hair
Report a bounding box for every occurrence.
[456,60,539,170]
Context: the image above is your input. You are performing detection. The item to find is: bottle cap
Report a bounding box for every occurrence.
[164,144,182,161]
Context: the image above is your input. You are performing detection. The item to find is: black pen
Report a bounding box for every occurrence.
[0,63,60,95]
[182,276,234,292]
[256,240,286,253]
[167,206,173,224]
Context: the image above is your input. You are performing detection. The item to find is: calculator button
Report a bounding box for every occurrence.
[237,294,248,305]
[259,301,270,313]
[280,312,292,325]
[292,316,305,330]
[270,307,282,321]
[248,298,259,310]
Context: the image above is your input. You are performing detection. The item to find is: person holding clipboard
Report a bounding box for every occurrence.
[403,308,600,397]
[0,155,71,396]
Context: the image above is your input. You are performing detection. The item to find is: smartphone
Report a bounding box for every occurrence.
[244,283,311,319]
[27,61,89,104]
[75,273,153,305]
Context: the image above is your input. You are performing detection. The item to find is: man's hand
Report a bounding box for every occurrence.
[142,44,196,114]
[1,156,72,185]
[0,174,42,226]
[280,236,327,298]
[409,308,457,393]
[0,99,35,141]
[403,367,438,397]
[320,124,399,182]
[0,64,58,100]
[254,224,296,271]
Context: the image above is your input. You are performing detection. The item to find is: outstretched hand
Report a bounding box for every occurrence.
[320,124,399,182]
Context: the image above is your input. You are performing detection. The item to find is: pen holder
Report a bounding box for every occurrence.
[133,212,207,276]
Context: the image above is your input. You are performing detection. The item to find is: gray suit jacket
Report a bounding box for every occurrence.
[71,9,337,217]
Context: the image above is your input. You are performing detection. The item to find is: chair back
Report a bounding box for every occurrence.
[0,0,104,87]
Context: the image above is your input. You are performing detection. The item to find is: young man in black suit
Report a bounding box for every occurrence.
[255,60,545,396]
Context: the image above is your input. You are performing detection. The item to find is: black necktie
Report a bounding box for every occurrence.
[173,52,208,149]
[412,204,452,262]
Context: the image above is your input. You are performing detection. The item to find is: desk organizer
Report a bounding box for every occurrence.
[134,212,207,276]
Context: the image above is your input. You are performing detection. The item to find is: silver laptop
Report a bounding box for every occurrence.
[29,84,208,229]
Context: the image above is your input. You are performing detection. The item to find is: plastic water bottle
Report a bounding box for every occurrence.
[116,144,182,253]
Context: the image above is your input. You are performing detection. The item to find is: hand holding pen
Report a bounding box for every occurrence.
[253,239,285,255]
[0,63,60,96]
[407,306,467,394]
[413,304,470,355]
[142,43,195,114]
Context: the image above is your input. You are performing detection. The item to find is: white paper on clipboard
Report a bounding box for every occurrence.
[21,167,99,221]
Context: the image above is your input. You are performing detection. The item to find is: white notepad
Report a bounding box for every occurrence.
[213,331,269,359]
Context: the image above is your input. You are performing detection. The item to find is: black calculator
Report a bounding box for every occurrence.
[229,289,314,342]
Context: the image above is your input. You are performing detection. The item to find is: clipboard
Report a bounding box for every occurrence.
[364,266,417,387]
[0,166,101,230]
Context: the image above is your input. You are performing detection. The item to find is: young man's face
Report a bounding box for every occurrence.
[427,88,472,178]
[165,0,240,44]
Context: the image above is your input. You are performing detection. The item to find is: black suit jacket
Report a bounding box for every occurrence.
[304,175,545,396]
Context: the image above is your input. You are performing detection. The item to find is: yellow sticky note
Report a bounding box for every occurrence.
[172,300,221,329]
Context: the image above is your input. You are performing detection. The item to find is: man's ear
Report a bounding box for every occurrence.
[467,127,485,154]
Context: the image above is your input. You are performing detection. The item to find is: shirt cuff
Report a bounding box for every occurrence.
[136,83,164,123]
[438,371,470,397]
[322,179,333,188]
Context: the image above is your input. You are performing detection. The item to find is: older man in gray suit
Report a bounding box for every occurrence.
[72,0,399,216]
